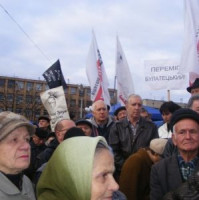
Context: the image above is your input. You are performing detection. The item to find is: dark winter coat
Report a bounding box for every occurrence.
[36,138,59,169]
[163,167,199,200]
[109,117,158,178]
[89,116,114,143]
[150,155,199,200]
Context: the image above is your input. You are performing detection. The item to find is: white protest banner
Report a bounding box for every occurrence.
[116,36,135,105]
[144,59,188,90]
[86,30,110,106]
[180,0,199,84]
[40,86,70,131]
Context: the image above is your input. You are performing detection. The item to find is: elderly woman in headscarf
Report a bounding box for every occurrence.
[0,111,36,200]
[37,136,121,200]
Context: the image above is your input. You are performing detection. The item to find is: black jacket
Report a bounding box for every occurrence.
[24,141,46,180]
[109,117,158,177]
[36,138,59,170]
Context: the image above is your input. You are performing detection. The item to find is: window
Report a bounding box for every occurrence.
[7,94,13,102]
[26,95,32,104]
[7,107,13,112]
[8,80,15,88]
[0,79,5,87]
[70,99,76,107]
[45,84,49,90]
[109,91,115,99]
[16,95,23,104]
[86,89,91,96]
[25,109,32,117]
[26,82,33,91]
[16,81,24,90]
[35,96,41,103]
[16,108,22,114]
[34,110,40,118]
[0,93,5,101]
[36,83,42,91]
[70,87,77,95]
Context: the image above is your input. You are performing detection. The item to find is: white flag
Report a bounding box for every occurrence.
[86,31,110,106]
[116,36,135,105]
[180,0,199,85]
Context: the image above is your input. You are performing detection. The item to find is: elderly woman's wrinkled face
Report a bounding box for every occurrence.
[91,149,119,200]
[0,126,30,174]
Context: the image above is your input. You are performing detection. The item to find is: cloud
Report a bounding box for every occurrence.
[0,0,190,103]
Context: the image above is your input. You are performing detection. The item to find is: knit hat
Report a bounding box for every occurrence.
[114,106,126,116]
[149,138,167,155]
[64,127,85,140]
[170,108,199,132]
[35,128,48,139]
[0,111,35,141]
[187,78,199,93]
[75,119,92,129]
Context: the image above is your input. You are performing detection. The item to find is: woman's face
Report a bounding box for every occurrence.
[0,126,31,174]
[91,148,119,200]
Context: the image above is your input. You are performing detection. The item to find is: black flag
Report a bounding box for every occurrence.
[43,60,67,90]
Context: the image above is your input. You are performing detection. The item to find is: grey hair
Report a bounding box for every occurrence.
[187,94,199,109]
[127,94,142,104]
[95,141,113,156]
[91,100,107,111]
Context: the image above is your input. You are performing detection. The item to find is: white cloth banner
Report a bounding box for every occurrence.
[40,86,70,131]
[116,36,135,105]
[86,31,110,106]
[180,0,199,84]
[144,59,188,90]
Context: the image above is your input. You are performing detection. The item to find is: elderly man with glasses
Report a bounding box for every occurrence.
[150,108,199,200]
[36,119,75,169]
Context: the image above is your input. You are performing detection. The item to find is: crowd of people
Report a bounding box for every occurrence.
[1,79,199,199]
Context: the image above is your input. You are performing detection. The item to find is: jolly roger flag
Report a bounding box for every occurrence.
[43,60,67,90]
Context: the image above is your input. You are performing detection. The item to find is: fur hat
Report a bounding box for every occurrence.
[170,108,199,132]
[187,78,199,93]
[149,138,167,155]
[0,111,35,141]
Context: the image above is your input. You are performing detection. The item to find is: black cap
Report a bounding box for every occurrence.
[38,116,50,123]
[35,128,48,139]
[187,78,199,93]
[64,127,85,140]
[170,108,199,132]
[114,106,126,116]
[75,119,92,128]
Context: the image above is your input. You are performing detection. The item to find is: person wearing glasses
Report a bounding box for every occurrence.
[36,119,75,169]
[150,108,199,200]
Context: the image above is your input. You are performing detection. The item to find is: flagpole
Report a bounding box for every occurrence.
[114,75,117,104]
[167,90,170,101]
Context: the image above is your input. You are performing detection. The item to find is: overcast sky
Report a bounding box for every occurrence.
[0,0,191,103]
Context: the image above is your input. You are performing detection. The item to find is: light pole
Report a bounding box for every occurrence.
[79,84,84,118]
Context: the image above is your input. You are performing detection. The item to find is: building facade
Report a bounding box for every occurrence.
[0,76,116,122]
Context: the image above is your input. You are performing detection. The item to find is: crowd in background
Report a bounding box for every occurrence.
[1,79,199,199]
